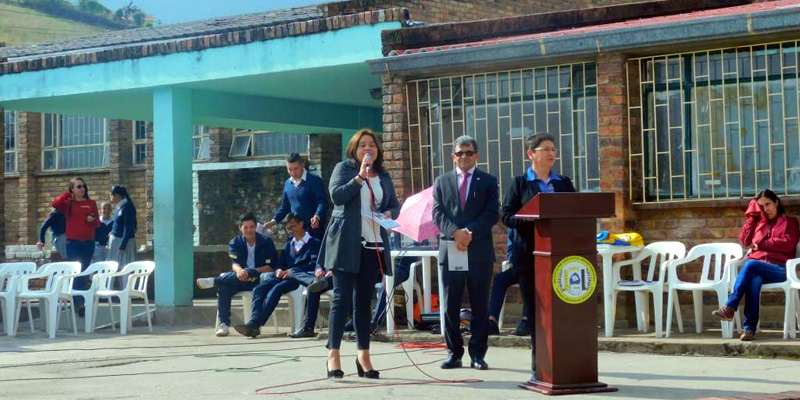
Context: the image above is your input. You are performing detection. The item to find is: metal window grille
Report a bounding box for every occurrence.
[132,120,148,165]
[4,110,18,173]
[41,114,108,171]
[406,62,600,196]
[628,40,800,203]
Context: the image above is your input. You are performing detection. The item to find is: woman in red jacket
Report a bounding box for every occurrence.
[52,177,100,314]
[712,189,800,341]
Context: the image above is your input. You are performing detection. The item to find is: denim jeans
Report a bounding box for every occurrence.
[67,240,95,307]
[726,259,787,332]
[249,276,301,326]
[214,271,259,326]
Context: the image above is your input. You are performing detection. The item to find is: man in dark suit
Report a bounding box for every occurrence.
[502,132,576,381]
[433,135,499,371]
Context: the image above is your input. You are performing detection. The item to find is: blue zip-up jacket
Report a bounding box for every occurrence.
[277,236,321,275]
[110,199,137,250]
[95,219,113,246]
[228,234,277,282]
[272,172,329,237]
[39,210,66,243]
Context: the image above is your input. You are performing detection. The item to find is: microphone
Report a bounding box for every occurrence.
[364,152,373,174]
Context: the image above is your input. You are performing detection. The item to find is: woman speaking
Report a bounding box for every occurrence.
[317,128,399,379]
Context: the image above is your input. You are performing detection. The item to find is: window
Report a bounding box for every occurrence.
[41,114,109,171]
[229,130,309,157]
[628,41,800,203]
[4,110,17,173]
[193,125,210,160]
[132,120,148,165]
[407,62,600,196]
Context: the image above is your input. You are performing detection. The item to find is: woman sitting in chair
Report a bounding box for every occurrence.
[712,189,800,341]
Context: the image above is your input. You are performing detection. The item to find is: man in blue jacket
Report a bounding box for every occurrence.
[264,153,328,239]
[196,212,277,337]
[234,212,322,338]
[37,208,67,258]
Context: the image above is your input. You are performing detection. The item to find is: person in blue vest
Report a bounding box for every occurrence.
[264,153,329,239]
[37,208,67,259]
[234,212,322,338]
[196,212,277,337]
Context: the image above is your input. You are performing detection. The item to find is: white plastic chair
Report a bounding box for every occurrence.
[71,261,119,333]
[92,261,155,335]
[497,261,516,329]
[216,281,303,333]
[665,243,743,338]
[0,262,37,336]
[15,262,81,338]
[611,241,686,338]
[784,255,800,339]
[216,291,253,331]
[384,260,424,330]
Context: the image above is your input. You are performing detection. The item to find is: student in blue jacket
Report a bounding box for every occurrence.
[264,153,329,239]
[234,213,322,338]
[91,202,114,264]
[196,212,277,337]
[37,208,67,258]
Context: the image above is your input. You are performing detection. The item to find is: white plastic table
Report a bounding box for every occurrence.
[387,248,440,335]
[597,244,644,337]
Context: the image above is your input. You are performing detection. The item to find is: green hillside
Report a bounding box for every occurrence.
[0,2,108,47]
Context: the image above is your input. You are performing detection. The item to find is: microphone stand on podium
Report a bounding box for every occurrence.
[514,192,618,395]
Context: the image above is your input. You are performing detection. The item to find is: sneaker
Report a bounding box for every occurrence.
[711,306,735,321]
[196,277,215,290]
[233,322,261,338]
[487,319,500,335]
[309,278,329,293]
[740,329,755,341]
[216,323,229,337]
[512,319,531,336]
[288,327,315,338]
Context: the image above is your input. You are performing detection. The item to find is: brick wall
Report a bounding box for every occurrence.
[325,0,644,23]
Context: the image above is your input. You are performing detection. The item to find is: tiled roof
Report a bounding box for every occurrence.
[0,6,323,60]
[0,7,406,75]
[388,0,800,57]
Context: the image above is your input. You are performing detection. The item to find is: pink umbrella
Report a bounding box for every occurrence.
[393,186,440,242]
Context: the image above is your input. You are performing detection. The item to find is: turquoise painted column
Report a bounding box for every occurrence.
[153,87,194,307]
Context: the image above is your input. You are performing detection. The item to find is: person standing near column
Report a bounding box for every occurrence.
[107,186,138,272]
[502,133,575,380]
[264,153,328,239]
[321,128,399,379]
[433,135,499,371]
[38,208,67,259]
[52,177,100,315]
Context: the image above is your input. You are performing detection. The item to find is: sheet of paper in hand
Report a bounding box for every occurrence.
[361,210,401,230]
[445,240,469,272]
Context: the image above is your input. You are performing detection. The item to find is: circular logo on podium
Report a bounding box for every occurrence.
[552,256,597,304]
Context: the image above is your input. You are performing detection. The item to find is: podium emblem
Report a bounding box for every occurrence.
[552,255,597,304]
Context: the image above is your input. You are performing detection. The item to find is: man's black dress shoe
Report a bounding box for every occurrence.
[440,355,462,369]
[470,358,489,370]
[233,322,260,338]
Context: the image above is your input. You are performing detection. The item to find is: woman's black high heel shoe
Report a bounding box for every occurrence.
[327,360,344,379]
[356,359,380,379]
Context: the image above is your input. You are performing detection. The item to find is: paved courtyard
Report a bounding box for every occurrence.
[1,325,799,399]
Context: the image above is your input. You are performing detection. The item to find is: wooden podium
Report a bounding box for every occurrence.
[514,192,617,395]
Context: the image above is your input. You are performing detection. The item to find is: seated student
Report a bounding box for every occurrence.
[91,202,114,264]
[286,229,334,339]
[234,213,322,338]
[37,208,67,259]
[712,189,800,341]
[196,212,277,337]
[487,228,531,336]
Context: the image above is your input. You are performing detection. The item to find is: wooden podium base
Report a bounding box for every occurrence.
[518,380,618,396]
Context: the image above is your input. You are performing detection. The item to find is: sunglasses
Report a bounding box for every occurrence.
[453,150,476,157]
[74,185,86,189]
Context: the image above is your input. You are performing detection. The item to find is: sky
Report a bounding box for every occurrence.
[94,0,324,25]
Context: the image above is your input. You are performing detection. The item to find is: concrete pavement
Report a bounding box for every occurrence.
[1,325,799,400]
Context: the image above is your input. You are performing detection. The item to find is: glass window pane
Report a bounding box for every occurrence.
[230,135,251,157]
